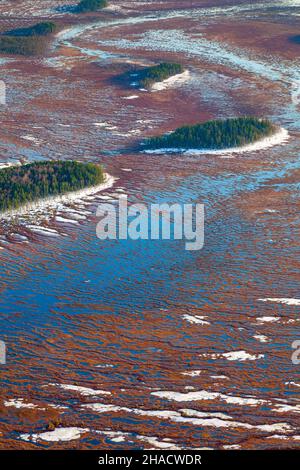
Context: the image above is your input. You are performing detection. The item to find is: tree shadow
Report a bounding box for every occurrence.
[109,66,145,90]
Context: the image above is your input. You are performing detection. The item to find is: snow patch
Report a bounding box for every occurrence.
[20,427,89,443]
[183,314,210,325]
[221,350,264,361]
[256,316,280,323]
[48,383,111,396]
[151,390,268,406]
[151,70,190,92]
[123,95,139,100]
[4,399,39,409]
[258,298,300,306]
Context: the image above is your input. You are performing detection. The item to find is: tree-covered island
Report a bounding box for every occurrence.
[136,63,184,89]
[0,161,104,212]
[0,22,59,56]
[143,117,277,150]
[116,62,185,89]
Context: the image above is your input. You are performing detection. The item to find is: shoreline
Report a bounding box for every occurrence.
[150,70,190,92]
[0,173,116,220]
[142,126,289,155]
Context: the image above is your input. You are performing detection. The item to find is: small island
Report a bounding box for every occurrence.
[0,22,59,56]
[138,63,185,89]
[75,0,108,13]
[115,62,186,90]
[136,63,184,89]
[0,161,104,212]
[143,117,278,151]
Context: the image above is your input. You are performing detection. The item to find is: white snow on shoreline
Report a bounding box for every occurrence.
[150,70,190,92]
[143,127,289,156]
[258,298,300,306]
[0,173,116,220]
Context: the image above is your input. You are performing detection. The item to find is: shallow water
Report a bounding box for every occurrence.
[0,0,300,450]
